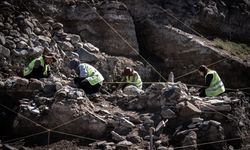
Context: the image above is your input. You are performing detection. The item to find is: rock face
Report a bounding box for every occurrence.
[60,1,139,56]
[135,20,250,89]
[122,0,250,43]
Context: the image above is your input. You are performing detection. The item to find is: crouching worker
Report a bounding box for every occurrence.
[118,67,142,90]
[23,54,57,79]
[121,67,142,89]
[68,59,104,95]
[198,65,225,97]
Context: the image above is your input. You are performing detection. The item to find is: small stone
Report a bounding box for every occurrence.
[58,41,74,51]
[52,22,63,30]
[4,23,12,30]
[192,117,203,123]
[161,108,176,119]
[1,1,12,7]
[5,39,16,49]
[23,27,32,35]
[13,49,28,56]
[38,35,51,43]
[155,119,168,132]
[0,22,4,28]
[96,140,107,147]
[34,27,42,34]
[123,85,144,96]
[15,15,25,22]
[177,101,201,117]
[55,82,63,90]
[13,38,21,43]
[9,30,21,37]
[15,77,29,86]
[30,46,44,57]
[68,34,81,45]
[28,79,44,90]
[43,16,53,21]
[157,146,169,150]
[83,42,99,52]
[42,22,52,31]
[182,131,197,149]
[209,120,221,127]
[0,34,5,45]
[47,19,54,24]
[168,71,174,82]
[70,51,79,59]
[76,47,98,62]
[43,82,57,97]
[126,134,142,144]
[17,41,28,49]
[42,30,52,37]
[21,146,32,150]
[0,45,10,57]
[116,140,133,149]
[111,131,126,142]
[120,117,135,128]
[187,123,197,129]
[24,19,34,30]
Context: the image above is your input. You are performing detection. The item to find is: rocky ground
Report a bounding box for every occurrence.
[1,0,250,150]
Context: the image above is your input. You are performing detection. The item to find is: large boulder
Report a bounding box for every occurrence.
[60,1,139,56]
[76,47,98,63]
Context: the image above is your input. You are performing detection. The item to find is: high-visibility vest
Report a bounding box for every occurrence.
[205,70,225,97]
[23,56,49,77]
[123,71,142,89]
[81,63,104,86]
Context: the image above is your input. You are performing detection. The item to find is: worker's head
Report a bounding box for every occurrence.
[198,65,209,76]
[68,59,80,70]
[122,67,134,76]
[44,55,57,65]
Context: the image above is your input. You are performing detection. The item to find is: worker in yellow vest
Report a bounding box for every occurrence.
[68,59,104,95]
[23,54,57,79]
[118,67,142,90]
[198,65,225,97]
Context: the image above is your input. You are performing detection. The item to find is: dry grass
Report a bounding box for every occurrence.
[212,38,250,58]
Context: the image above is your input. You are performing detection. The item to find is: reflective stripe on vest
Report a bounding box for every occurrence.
[205,70,225,97]
[84,63,104,86]
[124,71,142,89]
[23,56,48,76]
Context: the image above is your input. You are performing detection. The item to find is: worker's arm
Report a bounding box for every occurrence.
[33,60,41,68]
[134,74,140,84]
[205,74,213,87]
[45,66,51,77]
[117,76,126,90]
[79,65,88,78]
[198,74,213,93]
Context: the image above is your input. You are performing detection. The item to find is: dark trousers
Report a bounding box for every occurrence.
[24,66,47,79]
[74,77,101,95]
[199,88,224,97]
[199,88,206,97]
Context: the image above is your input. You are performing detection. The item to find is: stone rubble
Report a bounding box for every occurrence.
[0,1,250,150]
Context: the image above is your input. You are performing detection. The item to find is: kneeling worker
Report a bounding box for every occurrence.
[198,65,225,97]
[23,54,57,79]
[118,67,142,90]
[68,59,104,95]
